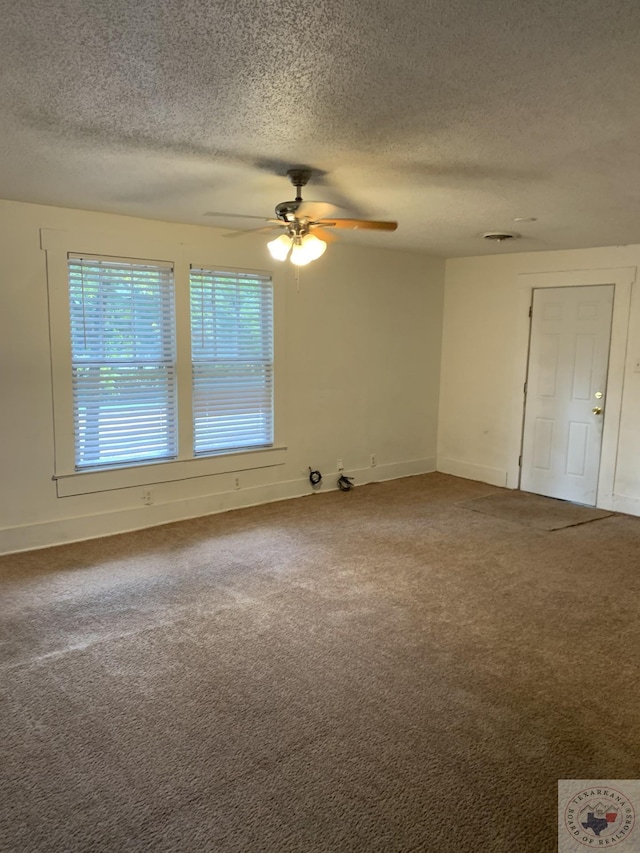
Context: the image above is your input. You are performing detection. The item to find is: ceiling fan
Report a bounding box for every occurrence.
[205,169,398,266]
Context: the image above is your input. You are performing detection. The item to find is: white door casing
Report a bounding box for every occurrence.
[521,285,613,505]
[508,267,634,509]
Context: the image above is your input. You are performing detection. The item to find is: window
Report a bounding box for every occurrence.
[69,256,177,469]
[190,267,273,454]
[43,228,284,494]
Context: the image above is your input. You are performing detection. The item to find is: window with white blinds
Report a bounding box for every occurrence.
[190,268,274,454]
[68,255,177,469]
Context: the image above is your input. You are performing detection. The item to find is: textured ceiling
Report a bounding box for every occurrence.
[2,0,640,256]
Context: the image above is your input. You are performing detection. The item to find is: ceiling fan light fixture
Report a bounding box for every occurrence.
[267,233,293,261]
[290,233,327,266]
[290,240,312,266]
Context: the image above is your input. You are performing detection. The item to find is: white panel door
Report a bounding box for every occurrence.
[521,284,614,505]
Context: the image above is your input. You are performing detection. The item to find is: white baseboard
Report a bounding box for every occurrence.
[0,457,436,556]
[610,493,640,518]
[436,457,508,488]
[360,457,436,485]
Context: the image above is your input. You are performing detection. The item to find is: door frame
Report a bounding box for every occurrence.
[507,267,635,510]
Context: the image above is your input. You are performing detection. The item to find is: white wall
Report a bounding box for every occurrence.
[439,245,640,516]
[0,199,444,554]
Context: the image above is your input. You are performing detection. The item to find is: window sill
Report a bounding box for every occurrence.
[54,446,287,497]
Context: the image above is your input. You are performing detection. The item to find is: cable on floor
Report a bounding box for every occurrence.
[309,468,322,486]
[337,475,354,491]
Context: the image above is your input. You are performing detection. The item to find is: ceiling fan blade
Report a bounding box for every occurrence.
[307,172,372,218]
[205,211,273,221]
[310,225,338,244]
[295,201,342,222]
[222,224,284,239]
[318,219,398,231]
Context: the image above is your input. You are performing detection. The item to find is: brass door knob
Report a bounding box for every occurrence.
[592,406,603,415]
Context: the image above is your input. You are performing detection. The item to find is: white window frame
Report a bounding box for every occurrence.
[42,229,286,496]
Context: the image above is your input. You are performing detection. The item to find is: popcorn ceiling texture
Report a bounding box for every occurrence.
[1,0,640,255]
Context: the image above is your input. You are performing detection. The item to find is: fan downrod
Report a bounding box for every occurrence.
[275,168,313,221]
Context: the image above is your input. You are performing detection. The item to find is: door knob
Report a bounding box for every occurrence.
[592,406,602,415]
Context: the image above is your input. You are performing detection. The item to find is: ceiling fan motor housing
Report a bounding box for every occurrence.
[275,200,302,222]
[275,169,314,222]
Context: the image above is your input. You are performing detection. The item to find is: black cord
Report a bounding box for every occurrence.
[309,468,322,486]
[337,475,354,491]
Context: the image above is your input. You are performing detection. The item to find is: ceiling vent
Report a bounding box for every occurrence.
[482,231,520,242]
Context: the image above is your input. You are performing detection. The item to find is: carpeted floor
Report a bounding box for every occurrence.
[457,490,613,530]
[1,473,639,852]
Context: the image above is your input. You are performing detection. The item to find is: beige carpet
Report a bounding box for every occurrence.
[458,490,613,530]
[1,473,639,852]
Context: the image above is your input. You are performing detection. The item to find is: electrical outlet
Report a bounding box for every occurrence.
[337,458,344,471]
[370,454,377,467]
[234,476,241,490]
[141,488,153,506]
